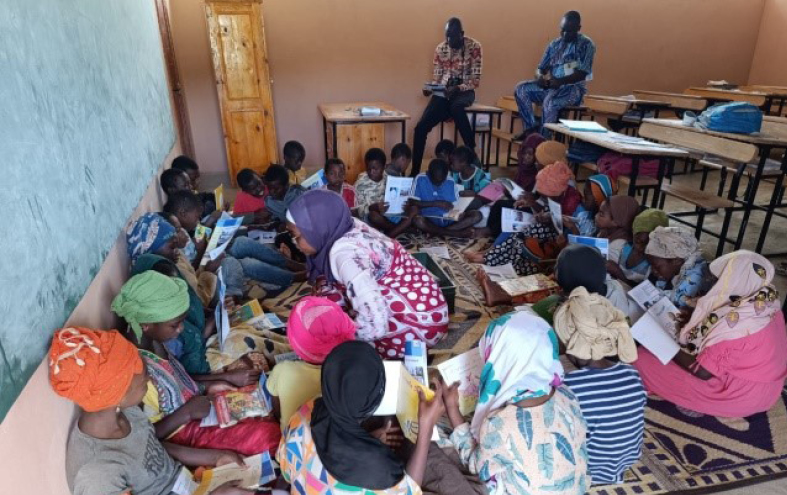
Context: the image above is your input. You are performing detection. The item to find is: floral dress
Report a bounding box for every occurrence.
[278,402,422,495]
[450,386,590,495]
[326,220,449,358]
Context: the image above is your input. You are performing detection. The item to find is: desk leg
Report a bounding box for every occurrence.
[765,97,774,116]
[735,148,769,250]
[628,157,640,197]
[652,157,669,208]
[756,150,787,252]
[323,117,329,162]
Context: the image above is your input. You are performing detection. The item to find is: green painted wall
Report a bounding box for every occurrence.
[0,0,175,421]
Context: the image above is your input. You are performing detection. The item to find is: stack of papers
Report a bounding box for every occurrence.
[559,119,608,133]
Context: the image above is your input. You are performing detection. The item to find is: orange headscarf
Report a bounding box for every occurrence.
[49,327,142,412]
[536,161,575,197]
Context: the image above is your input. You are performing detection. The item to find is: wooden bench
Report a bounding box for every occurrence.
[633,90,708,112]
[639,121,759,255]
[491,96,523,167]
[439,103,504,167]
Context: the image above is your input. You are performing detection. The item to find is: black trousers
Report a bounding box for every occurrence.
[411,90,476,177]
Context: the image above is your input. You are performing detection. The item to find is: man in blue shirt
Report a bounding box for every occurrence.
[514,11,596,137]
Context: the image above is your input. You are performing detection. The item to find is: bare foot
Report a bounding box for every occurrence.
[464,250,486,263]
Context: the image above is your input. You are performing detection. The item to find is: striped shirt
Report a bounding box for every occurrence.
[564,363,647,484]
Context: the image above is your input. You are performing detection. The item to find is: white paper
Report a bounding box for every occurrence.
[248,230,276,244]
[502,208,535,233]
[481,263,518,282]
[631,312,681,364]
[171,467,198,495]
[301,170,326,190]
[201,217,243,265]
[384,177,416,215]
[374,361,403,416]
[420,246,451,260]
[559,119,608,132]
[497,178,525,200]
[567,234,610,258]
[200,405,220,428]
[548,199,563,232]
[215,268,230,351]
[445,196,474,221]
[404,340,429,387]
[437,350,484,416]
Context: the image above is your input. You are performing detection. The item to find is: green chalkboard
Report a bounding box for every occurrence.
[0,0,175,421]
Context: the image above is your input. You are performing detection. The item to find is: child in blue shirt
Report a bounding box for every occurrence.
[411,159,478,238]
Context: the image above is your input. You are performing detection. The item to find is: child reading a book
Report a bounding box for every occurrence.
[411,159,478,238]
[172,155,202,191]
[435,139,456,166]
[355,148,387,222]
[451,146,490,197]
[233,168,267,217]
[267,297,356,429]
[563,174,615,238]
[263,164,305,222]
[594,195,640,268]
[50,327,253,495]
[283,140,307,185]
[607,208,668,286]
[171,155,225,228]
[387,142,412,177]
[554,288,646,485]
[323,158,356,209]
[278,341,442,494]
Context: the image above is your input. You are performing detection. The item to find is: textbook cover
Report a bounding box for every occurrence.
[374,361,435,443]
[200,216,243,265]
[211,373,273,429]
[229,299,263,327]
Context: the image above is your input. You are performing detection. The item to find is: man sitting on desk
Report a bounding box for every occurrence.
[514,11,595,137]
[411,17,482,177]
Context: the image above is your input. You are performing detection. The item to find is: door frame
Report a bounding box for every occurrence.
[154,0,195,158]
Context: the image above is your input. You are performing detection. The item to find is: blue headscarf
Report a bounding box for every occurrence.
[587,174,615,206]
[126,213,176,263]
[287,189,354,283]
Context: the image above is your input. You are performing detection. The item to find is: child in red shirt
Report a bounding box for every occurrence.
[234,168,267,216]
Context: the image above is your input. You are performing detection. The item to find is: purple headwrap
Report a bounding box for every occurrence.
[287,189,354,283]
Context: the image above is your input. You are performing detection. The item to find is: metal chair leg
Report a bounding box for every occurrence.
[716,207,733,257]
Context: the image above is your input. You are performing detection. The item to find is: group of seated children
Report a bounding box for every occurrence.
[54,131,787,495]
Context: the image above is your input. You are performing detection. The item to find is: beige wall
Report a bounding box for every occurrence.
[749,0,787,85]
[171,0,765,179]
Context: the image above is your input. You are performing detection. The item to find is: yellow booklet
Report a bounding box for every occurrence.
[374,361,435,443]
[172,453,277,495]
[229,299,263,327]
[214,184,225,212]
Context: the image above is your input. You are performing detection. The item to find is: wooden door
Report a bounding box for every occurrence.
[205,0,278,185]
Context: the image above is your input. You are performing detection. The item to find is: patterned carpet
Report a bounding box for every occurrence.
[262,234,787,494]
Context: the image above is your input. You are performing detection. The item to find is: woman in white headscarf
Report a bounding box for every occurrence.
[635,250,787,417]
[441,310,590,495]
[645,226,711,308]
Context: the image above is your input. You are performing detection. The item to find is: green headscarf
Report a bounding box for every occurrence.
[129,255,210,375]
[111,271,190,341]
[632,208,669,236]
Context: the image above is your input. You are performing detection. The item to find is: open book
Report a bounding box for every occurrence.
[498,274,559,298]
[200,215,243,265]
[301,169,327,190]
[502,207,535,233]
[384,176,417,215]
[444,196,475,221]
[172,451,278,495]
[374,361,434,443]
[567,234,610,258]
[628,280,681,364]
[436,349,484,416]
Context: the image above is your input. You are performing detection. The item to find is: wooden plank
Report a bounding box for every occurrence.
[319,102,410,123]
[584,96,631,118]
[761,117,787,141]
[685,87,767,107]
[496,96,519,113]
[491,128,518,143]
[618,175,659,187]
[742,85,787,97]
[466,103,504,114]
[337,123,384,184]
[661,183,734,209]
[639,121,758,163]
[633,90,707,111]
[642,118,787,147]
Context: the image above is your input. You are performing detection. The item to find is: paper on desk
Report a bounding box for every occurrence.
[420,246,451,260]
[560,119,608,132]
[502,208,535,233]
[481,263,518,282]
[631,312,680,365]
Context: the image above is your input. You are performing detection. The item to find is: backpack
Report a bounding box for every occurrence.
[694,102,763,134]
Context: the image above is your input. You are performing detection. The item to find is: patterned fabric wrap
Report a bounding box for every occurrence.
[125,213,176,263]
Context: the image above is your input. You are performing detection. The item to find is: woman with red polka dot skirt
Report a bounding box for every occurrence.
[286,190,449,359]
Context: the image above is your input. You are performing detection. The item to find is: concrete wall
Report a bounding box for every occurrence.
[749,0,787,85]
[170,0,766,179]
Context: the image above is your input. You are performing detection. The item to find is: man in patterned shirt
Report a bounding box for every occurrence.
[514,11,595,137]
[411,17,482,177]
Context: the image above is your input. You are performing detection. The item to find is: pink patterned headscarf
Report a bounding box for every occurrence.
[287,296,357,364]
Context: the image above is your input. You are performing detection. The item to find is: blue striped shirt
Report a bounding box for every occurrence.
[564,363,647,484]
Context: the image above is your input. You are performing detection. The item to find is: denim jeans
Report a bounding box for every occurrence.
[227,236,294,290]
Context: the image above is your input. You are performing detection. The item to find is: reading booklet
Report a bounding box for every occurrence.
[184,452,278,495]
[501,207,535,233]
[212,373,273,429]
[498,274,559,297]
[229,299,263,327]
[628,280,681,364]
[200,216,243,265]
[214,184,225,212]
[436,349,484,416]
[424,82,446,98]
[246,312,285,332]
[559,119,608,133]
[215,268,230,351]
[567,234,610,258]
[548,199,563,233]
[404,340,428,387]
[444,196,475,221]
[496,178,525,200]
[374,362,434,443]
[419,245,451,260]
[481,263,518,282]
[301,169,327,190]
[384,177,416,215]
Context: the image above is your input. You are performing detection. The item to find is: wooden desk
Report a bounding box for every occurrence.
[544,122,688,201]
[319,102,410,182]
[642,118,787,253]
[742,86,787,115]
[684,87,768,108]
[439,103,505,167]
[632,90,708,112]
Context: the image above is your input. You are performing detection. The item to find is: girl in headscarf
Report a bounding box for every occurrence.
[594,195,640,265]
[277,341,443,494]
[267,296,356,429]
[564,174,616,237]
[112,272,281,456]
[608,208,669,286]
[51,328,250,495]
[442,310,589,495]
[476,161,582,275]
[645,226,710,308]
[555,288,646,484]
[531,243,635,325]
[286,189,448,359]
[635,251,787,417]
